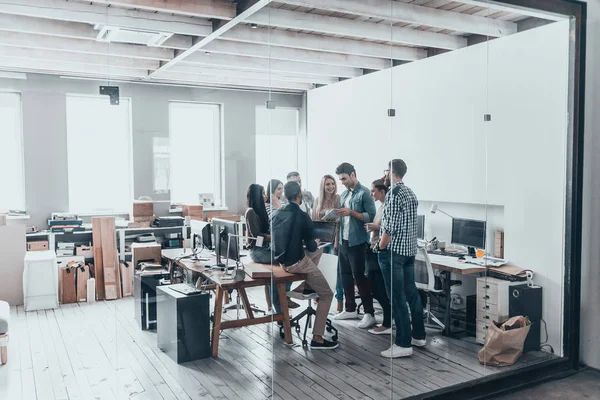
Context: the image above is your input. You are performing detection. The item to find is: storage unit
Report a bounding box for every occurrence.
[23,251,59,311]
[134,271,169,330]
[156,286,211,363]
[475,276,520,344]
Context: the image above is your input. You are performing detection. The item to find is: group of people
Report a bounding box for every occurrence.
[243,161,425,357]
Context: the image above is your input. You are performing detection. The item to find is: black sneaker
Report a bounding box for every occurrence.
[310,339,339,350]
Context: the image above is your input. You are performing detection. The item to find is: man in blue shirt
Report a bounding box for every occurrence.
[333,163,377,329]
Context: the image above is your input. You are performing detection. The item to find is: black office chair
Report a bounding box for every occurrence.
[279,291,338,347]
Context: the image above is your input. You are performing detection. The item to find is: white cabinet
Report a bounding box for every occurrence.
[23,250,58,311]
[476,277,520,344]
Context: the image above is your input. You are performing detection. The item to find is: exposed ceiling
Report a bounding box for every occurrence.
[0,0,567,93]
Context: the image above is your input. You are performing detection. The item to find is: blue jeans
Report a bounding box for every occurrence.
[335,262,344,303]
[378,251,426,348]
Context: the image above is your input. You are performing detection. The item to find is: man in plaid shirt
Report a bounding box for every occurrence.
[376,159,426,358]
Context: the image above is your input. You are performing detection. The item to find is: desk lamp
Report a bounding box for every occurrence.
[429,203,453,218]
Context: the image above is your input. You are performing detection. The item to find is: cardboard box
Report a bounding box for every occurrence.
[207,213,241,222]
[76,264,90,302]
[76,245,94,258]
[57,256,84,304]
[27,240,49,252]
[132,243,162,269]
[182,205,203,217]
[128,220,152,228]
[132,201,153,218]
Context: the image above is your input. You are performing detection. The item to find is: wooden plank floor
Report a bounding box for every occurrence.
[0,290,557,400]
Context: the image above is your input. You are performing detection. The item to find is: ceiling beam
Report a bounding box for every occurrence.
[0,45,160,70]
[220,26,427,61]
[0,14,193,50]
[203,40,392,70]
[0,32,174,61]
[162,64,339,85]
[0,0,212,37]
[180,53,361,78]
[0,56,148,78]
[74,0,236,20]
[149,0,272,76]
[246,8,467,50]
[449,0,566,22]
[154,71,313,91]
[279,0,517,37]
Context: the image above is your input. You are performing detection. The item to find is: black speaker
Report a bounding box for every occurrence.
[509,284,542,352]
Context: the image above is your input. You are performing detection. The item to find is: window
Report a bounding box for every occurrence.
[255,107,299,185]
[66,94,133,214]
[153,137,170,194]
[169,102,222,206]
[0,92,25,211]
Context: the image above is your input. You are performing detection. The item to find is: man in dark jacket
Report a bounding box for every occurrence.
[272,181,338,350]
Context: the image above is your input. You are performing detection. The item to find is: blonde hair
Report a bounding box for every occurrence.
[314,175,337,217]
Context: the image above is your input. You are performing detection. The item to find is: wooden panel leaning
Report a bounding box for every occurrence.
[91,217,105,300]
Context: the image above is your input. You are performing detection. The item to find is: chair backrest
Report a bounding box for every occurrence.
[414,246,436,292]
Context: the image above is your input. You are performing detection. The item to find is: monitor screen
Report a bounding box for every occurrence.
[451,218,486,249]
[190,220,212,250]
[212,218,239,262]
[417,215,425,240]
[313,221,337,243]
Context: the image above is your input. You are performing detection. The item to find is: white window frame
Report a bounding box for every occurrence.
[168,101,224,207]
[65,93,134,214]
[0,91,26,212]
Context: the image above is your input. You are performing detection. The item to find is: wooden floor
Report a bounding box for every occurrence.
[0,290,557,400]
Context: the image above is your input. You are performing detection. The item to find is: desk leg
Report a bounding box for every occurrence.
[277,283,292,344]
[442,271,452,336]
[239,288,254,319]
[211,286,224,358]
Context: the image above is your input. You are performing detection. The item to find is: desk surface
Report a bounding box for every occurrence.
[427,253,486,275]
[162,248,306,290]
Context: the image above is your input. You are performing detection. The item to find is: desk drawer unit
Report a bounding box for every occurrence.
[476,277,520,344]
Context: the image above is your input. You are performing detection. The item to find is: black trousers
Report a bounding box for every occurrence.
[366,249,392,328]
[339,241,374,315]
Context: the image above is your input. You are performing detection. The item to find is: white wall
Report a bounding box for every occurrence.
[580,0,600,369]
[306,21,571,354]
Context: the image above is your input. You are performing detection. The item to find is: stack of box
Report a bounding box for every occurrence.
[131,201,154,228]
[182,205,204,221]
[48,214,84,233]
[57,242,75,257]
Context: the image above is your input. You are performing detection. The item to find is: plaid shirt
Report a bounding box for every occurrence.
[381,181,419,256]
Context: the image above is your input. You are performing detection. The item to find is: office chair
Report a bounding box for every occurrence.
[415,246,446,330]
[280,291,338,348]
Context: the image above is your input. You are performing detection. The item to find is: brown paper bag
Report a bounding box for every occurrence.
[478,316,531,367]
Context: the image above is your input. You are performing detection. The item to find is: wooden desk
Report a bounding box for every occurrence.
[427,253,486,275]
[162,249,307,358]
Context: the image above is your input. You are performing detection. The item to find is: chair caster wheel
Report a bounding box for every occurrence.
[302,340,308,348]
[326,326,333,333]
[332,335,338,342]
[279,331,285,339]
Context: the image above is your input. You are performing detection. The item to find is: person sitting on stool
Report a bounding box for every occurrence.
[272,181,339,350]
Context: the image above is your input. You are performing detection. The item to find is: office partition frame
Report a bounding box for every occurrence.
[423,0,586,398]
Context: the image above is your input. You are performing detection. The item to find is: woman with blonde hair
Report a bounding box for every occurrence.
[312,174,344,312]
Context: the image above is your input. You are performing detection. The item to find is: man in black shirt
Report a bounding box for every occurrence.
[272,181,338,350]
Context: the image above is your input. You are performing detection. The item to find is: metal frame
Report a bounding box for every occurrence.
[423,0,586,398]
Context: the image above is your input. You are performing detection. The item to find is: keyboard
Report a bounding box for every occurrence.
[428,250,466,258]
[169,283,203,296]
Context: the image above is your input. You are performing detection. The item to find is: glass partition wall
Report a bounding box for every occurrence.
[0,0,585,399]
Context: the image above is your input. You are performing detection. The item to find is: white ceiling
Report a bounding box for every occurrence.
[0,0,567,93]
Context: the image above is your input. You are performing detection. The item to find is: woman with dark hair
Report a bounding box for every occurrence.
[245,184,272,264]
[265,179,284,222]
[365,179,392,335]
[246,183,299,310]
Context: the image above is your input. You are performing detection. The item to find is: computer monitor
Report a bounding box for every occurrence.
[212,218,240,268]
[313,221,337,244]
[417,215,425,240]
[451,218,486,255]
[190,220,213,252]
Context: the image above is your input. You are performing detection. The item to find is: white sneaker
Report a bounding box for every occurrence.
[368,326,392,335]
[357,314,376,329]
[332,310,358,320]
[381,344,413,358]
[411,338,427,347]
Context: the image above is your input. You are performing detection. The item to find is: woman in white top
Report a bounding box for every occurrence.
[364,179,392,335]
